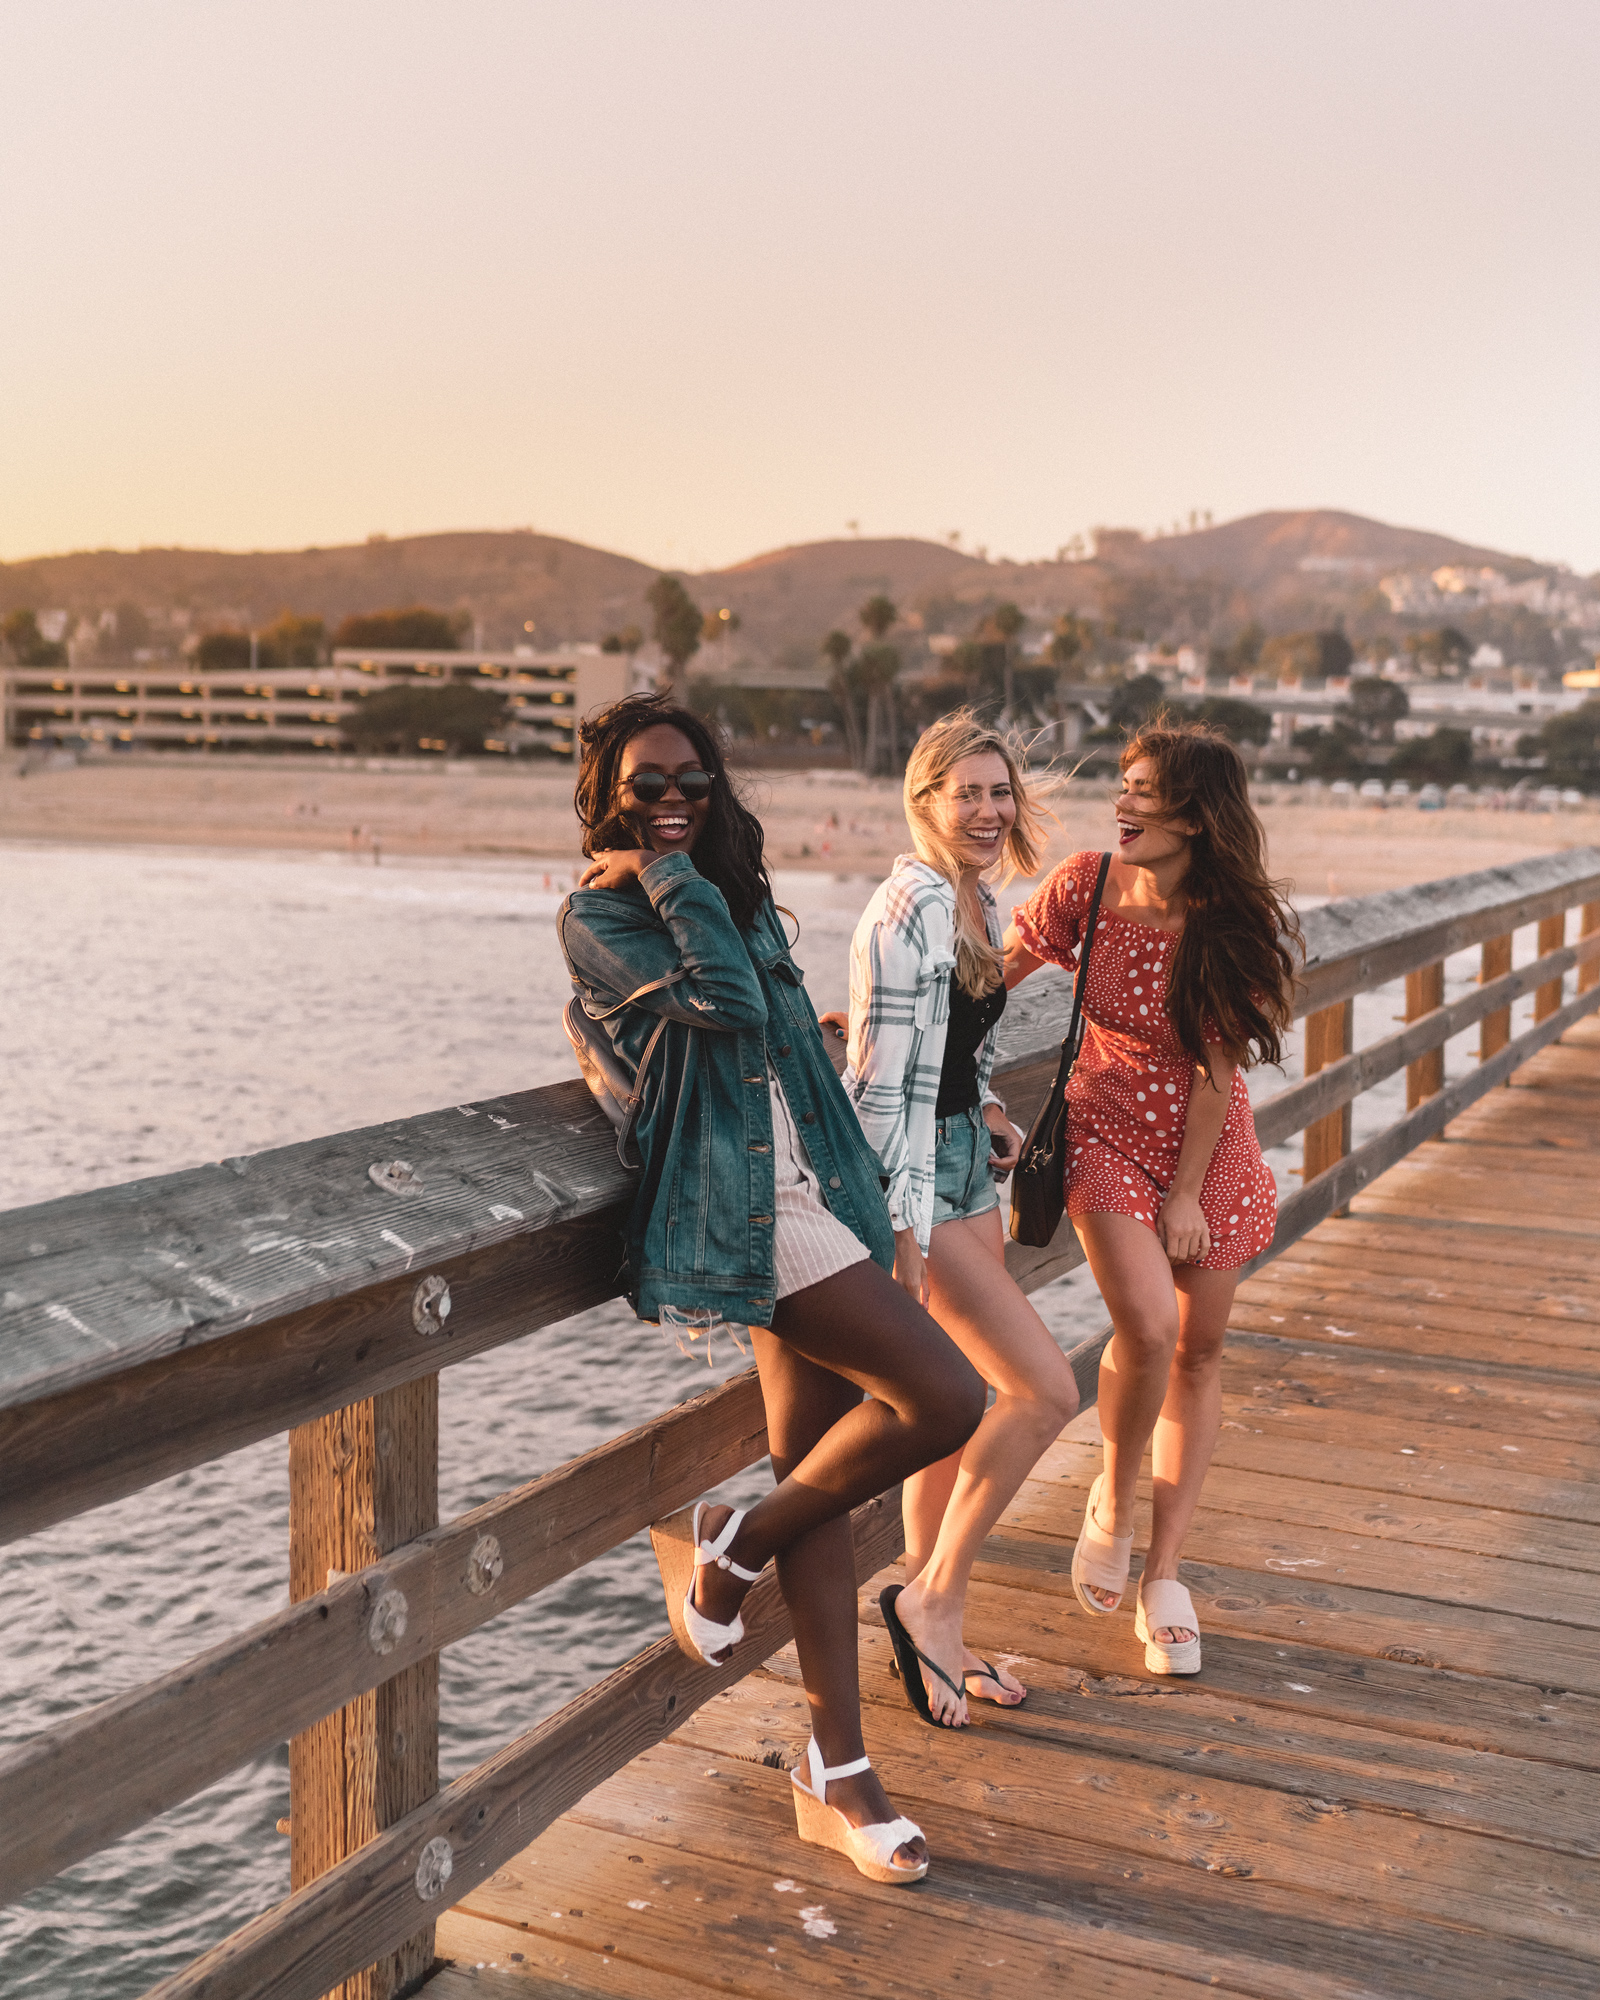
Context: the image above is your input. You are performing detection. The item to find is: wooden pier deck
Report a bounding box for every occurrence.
[429,1019,1600,2000]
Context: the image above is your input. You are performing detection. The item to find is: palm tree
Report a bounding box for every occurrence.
[820,630,863,769]
[990,601,1024,716]
[856,598,900,770]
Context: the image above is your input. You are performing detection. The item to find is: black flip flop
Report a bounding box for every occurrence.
[963,1658,1027,1707]
[878,1585,965,1728]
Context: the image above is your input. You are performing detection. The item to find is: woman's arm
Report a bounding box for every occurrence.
[844,915,928,1258]
[563,851,767,1031]
[1157,1053,1238,1264]
[1002,921,1046,989]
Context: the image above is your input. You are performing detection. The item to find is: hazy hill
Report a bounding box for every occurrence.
[0,531,656,650]
[1122,509,1542,591]
[0,510,1566,660]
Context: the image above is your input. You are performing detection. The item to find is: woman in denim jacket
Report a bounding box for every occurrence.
[559,695,982,1884]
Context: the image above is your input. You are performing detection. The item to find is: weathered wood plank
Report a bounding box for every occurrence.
[1481,932,1514,1059]
[7,852,1594,1425]
[1404,960,1445,1108]
[1293,847,1600,1015]
[560,1736,1600,1994]
[1299,999,1352,1195]
[1243,974,1600,1277]
[289,1377,440,2000]
[919,1572,1600,1769]
[0,1371,768,1902]
[1536,910,1569,1021]
[784,1631,1600,1858]
[139,1490,906,2000]
[441,1817,1304,2000]
[1253,926,1600,1151]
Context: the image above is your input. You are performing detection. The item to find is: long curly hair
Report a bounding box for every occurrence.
[574,692,771,929]
[904,708,1049,997]
[1121,722,1301,1074]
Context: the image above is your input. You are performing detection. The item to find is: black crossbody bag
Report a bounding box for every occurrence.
[1008,851,1111,1248]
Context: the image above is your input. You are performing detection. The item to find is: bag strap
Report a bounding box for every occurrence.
[583,965,687,1022]
[557,902,690,1022]
[1062,852,1112,1062]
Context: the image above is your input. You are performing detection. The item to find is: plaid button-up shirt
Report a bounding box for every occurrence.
[841,854,1003,1253]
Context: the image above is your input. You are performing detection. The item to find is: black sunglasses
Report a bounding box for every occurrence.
[623,769,713,804]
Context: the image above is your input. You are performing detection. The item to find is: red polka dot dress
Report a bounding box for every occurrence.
[1012,852,1275,1270]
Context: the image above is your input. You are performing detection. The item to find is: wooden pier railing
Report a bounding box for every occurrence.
[2,848,1599,2000]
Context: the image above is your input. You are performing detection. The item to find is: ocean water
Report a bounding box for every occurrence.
[0,841,1545,1994]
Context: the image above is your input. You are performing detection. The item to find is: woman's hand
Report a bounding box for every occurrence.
[1156,1190,1211,1266]
[983,1104,1022,1175]
[578,849,657,891]
[817,1009,849,1044]
[892,1226,929,1308]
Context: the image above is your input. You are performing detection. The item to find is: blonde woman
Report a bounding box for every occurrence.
[822,711,1080,1728]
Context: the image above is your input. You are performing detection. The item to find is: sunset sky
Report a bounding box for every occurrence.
[4,3,1598,573]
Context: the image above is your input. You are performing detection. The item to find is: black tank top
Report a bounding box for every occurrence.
[935,973,1006,1117]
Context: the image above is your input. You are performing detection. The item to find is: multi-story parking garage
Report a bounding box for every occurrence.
[2,647,629,756]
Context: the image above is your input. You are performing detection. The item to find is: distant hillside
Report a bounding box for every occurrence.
[1121,509,1543,592]
[0,531,656,650]
[0,510,1567,661]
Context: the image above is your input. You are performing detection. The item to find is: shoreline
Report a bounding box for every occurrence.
[4,760,1597,898]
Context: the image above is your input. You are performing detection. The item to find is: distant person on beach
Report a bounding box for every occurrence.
[1004,722,1299,1675]
[819,711,1080,1728]
[558,693,983,1886]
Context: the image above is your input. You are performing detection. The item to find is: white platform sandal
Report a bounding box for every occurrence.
[790,1738,928,1885]
[1071,1472,1133,1616]
[1135,1577,1202,1676]
[651,1502,765,1667]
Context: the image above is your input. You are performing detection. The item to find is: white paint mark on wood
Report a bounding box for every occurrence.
[44,1302,111,1347]
[1265,1556,1326,1570]
[381,1229,416,1266]
[1324,1324,1360,1338]
[799,1905,836,1939]
[488,1204,524,1223]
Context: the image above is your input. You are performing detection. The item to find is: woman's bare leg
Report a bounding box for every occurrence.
[1073,1214,1236,1643]
[688,1256,983,1633]
[892,1206,1080,1725]
[737,1326,923,1864]
[1140,1264,1235,1641]
[1072,1213,1179,1609]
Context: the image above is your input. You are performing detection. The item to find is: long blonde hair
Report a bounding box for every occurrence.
[904,709,1047,997]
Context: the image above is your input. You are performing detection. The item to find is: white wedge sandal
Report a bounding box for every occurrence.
[1135,1577,1202,1676]
[790,1738,928,1885]
[652,1502,765,1667]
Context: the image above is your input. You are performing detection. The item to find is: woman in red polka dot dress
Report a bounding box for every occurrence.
[1005,723,1299,1675]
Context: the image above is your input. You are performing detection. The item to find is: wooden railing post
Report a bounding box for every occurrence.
[1480,933,1513,1061]
[1535,911,1568,1022]
[1405,960,1446,1108]
[289,1375,440,2000]
[1580,903,1600,996]
[1302,999,1353,1212]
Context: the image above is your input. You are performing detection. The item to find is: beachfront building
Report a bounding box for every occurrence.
[2,647,629,757]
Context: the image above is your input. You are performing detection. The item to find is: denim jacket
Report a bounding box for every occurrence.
[558,851,895,1327]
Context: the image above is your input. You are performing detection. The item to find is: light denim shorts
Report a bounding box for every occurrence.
[931,1106,1000,1228]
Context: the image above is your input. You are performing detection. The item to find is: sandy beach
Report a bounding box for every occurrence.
[4,756,1597,898]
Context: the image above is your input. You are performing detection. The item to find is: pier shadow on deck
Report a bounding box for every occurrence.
[427,1019,1600,2000]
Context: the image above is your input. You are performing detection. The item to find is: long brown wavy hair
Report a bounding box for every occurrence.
[1121,722,1301,1074]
